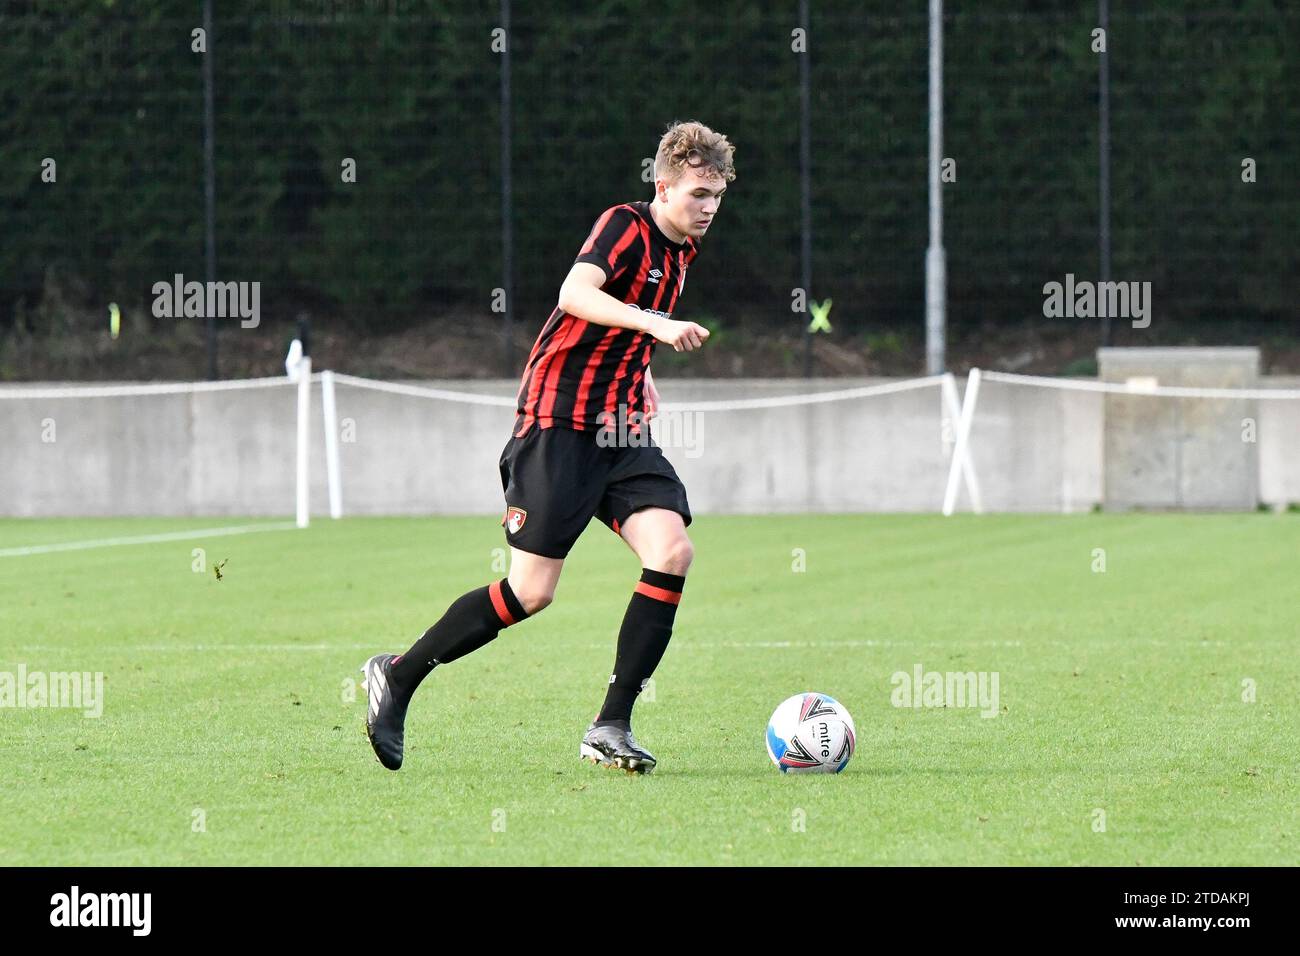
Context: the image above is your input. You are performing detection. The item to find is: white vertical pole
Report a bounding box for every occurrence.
[296,356,312,528]
[943,367,981,515]
[925,0,947,375]
[941,370,960,452]
[321,369,342,519]
[941,372,983,513]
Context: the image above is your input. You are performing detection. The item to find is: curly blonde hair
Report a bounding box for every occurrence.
[653,120,736,185]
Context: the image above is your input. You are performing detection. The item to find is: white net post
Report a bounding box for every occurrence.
[943,367,982,515]
[321,369,343,519]
[295,357,313,528]
[940,371,982,514]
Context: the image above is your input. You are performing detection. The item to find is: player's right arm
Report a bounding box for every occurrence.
[557,263,710,352]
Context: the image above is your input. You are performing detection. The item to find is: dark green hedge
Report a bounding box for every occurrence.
[1,0,1294,337]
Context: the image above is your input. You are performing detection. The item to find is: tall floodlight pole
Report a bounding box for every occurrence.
[500,0,515,376]
[799,0,813,377]
[1098,0,1112,347]
[925,0,946,375]
[202,0,218,379]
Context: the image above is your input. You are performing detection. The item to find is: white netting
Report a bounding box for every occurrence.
[944,369,1300,514]
[317,372,959,516]
[327,372,516,407]
[980,370,1300,400]
[0,376,294,400]
[326,371,948,411]
[0,373,307,522]
[8,367,1295,518]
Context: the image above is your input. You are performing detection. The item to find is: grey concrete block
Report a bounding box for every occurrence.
[1098,348,1260,510]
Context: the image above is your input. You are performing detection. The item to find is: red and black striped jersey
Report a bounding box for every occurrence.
[512,200,701,437]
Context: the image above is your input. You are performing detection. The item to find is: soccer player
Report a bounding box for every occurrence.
[363,120,734,774]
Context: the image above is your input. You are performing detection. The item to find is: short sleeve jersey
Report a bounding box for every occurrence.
[512,201,701,437]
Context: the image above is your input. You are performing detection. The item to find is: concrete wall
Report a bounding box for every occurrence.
[317,378,957,516]
[965,377,1104,513]
[1259,376,1300,508]
[1,373,1296,517]
[1099,347,1261,510]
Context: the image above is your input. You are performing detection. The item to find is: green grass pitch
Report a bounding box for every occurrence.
[1,513,1296,865]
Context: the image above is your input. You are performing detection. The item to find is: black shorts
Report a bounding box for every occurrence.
[498,425,692,559]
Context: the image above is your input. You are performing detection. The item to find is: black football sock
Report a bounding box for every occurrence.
[595,568,685,725]
[390,579,529,694]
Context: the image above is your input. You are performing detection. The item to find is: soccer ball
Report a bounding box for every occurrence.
[765,692,856,774]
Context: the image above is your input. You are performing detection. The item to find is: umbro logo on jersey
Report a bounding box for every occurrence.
[647,269,663,284]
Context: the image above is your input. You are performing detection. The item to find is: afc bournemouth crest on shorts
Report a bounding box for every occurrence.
[504,506,527,534]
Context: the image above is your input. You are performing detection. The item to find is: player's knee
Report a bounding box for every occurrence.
[655,536,694,575]
[512,583,555,616]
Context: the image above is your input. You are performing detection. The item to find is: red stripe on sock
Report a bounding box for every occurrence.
[488,580,516,626]
[634,581,681,605]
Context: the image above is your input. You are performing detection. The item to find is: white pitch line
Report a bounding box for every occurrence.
[3,643,356,653]
[2,639,1252,655]
[0,521,301,558]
